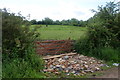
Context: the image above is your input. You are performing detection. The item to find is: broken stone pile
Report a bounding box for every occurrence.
[43,53,106,76]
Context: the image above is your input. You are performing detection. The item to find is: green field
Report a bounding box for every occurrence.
[31,25,88,40]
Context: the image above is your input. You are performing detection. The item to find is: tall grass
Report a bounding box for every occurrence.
[2,46,45,78]
[74,40,119,62]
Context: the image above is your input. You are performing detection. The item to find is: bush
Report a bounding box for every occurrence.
[74,2,119,62]
[2,8,44,78]
[2,8,40,58]
[74,24,114,54]
[74,25,119,62]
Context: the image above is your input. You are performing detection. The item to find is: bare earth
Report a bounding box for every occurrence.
[92,67,119,78]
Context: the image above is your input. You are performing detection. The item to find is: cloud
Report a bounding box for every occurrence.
[74,11,85,16]
[1,0,117,21]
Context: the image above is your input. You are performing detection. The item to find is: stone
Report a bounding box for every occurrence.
[43,53,106,76]
[81,71,86,74]
[90,62,93,64]
[58,58,62,62]
[50,65,54,68]
[61,65,65,69]
[69,61,75,64]
[76,64,80,67]
[95,67,100,71]
[43,69,47,72]
[75,73,80,75]
[67,73,70,75]
[53,66,56,69]
[68,66,72,70]
[54,72,59,74]
[106,65,110,67]
[113,63,119,66]
[99,64,105,67]
[63,56,69,59]
[83,61,87,64]
[47,69,54,72]
[90,70,94,73]
[79,55,84,58]
[84,70,93,73]
[56,65,61,68]
[71,70,76,74]
[84,65,88,69]
[80,67,84,70]
[65,69,69,73]
[57,67,63,71]
[92,60,96,62]
[45,60,48,63]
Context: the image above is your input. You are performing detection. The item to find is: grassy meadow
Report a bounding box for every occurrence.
[31,25,88,40]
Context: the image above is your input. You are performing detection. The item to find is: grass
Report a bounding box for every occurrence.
[31,25,88,40]
[2,46,45,78]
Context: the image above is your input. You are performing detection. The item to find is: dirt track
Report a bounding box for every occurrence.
[92,67,119,78]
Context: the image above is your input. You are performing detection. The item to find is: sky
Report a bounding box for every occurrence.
[0,0,119,21]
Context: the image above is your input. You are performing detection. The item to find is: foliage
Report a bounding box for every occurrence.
[2,8,40,58]
[30,19,37,24]
[42,17,53,26]
[2,8,44,78]
[30,18,88,27]
[2,46,45,78]
[74,1,120,62]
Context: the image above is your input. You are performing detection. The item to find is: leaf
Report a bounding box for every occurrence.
[15,38,21,47]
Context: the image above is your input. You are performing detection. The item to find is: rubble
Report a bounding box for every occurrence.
[43,53,106,76]
[113,63,119,66]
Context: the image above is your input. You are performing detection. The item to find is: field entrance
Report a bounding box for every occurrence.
[35,38,73,55]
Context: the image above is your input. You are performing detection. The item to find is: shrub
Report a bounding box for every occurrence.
[2,8,44,78]
[74,24,114,55]
[74,2,119,62]
[2,8,40,58]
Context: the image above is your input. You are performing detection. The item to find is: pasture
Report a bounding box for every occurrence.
[31,25,88,40]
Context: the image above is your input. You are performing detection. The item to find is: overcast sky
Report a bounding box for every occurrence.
[0,0,119,21]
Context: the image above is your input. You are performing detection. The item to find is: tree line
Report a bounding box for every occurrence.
[30,17,88,27]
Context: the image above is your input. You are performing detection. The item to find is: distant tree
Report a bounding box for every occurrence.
[61,20,69,25]
[37,21,42,24]
[78,20,88,27]
[30,19,37,25]
[70,18,79,26]
[54,20,61,25]
[43,17,53,27]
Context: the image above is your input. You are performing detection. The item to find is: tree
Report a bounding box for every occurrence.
[61,19,69,25]
[87,1,120,48]
[92,1,120,41]
[30,19,37,24]
[70,18,79,26]
[43,17,53,26]
[54,20,61,25]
